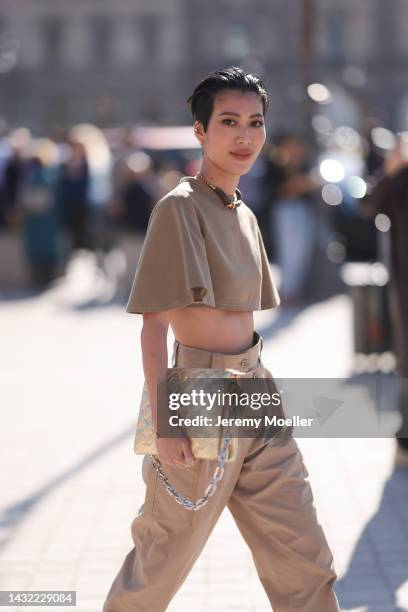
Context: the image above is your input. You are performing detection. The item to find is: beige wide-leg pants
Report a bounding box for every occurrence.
[103,331,341,611]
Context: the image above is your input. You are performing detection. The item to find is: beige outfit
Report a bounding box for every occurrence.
[126,176,280,314]
[103,177,340,610]
[103,333,340,611]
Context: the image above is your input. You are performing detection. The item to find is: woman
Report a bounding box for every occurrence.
[103,67,340,612]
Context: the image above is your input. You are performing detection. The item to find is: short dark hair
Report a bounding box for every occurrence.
[186,66,269,131]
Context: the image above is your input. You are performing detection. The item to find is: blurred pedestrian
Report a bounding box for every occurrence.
[57,140,90,251]
[1,132,28,230]
[263,133,320,306]
[108,150,154,297]
[67,124,114,279]
[20,139,62,287]
[360,135,408,467]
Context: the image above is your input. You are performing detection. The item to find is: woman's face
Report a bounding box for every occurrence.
[194,89,266,176]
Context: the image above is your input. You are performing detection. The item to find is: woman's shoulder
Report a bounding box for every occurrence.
[151,176,259,231]
[146,181,200,234]
[150,177,200,218]
[159,178,195,204]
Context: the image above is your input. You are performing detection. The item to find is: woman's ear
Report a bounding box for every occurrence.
[193,120,205,146]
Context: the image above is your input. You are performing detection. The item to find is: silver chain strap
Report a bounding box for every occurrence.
[149,427,233,511]
[149,339,262,511]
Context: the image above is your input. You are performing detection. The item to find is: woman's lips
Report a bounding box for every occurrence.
[230,152,253,160]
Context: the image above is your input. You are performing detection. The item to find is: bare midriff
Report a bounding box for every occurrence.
[169,305,254,355]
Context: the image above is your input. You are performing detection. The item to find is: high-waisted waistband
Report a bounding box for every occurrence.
[171,331,264,370]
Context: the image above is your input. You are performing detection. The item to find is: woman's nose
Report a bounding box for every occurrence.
[236,131,251,145]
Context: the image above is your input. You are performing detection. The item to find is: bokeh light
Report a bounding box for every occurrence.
[375,213,391,232]
[345,176,367,199]
[319,159,345,182]
[307,83,331,104]
[322,184,343,206]
[371,127,396,150]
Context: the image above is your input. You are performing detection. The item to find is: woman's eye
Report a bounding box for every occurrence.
[221,119,264,127]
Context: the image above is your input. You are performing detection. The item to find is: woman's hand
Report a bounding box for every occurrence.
[155,436,196,467]
[140,312,196,468]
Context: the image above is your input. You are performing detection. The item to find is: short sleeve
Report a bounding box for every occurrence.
[257,226,281,308]
[126,195,216,314]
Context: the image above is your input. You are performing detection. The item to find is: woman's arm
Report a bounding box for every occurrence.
[141,311,196,467]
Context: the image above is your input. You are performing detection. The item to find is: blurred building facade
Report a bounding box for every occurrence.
[1,0,408,134]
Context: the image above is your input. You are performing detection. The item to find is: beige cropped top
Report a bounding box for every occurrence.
[126,175,280,314]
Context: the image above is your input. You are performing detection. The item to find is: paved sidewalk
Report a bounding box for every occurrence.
[1,253,408,612]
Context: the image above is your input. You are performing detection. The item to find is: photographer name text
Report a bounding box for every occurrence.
[168,415,314,428]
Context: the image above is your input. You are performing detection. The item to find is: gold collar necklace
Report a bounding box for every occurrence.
[196,173,242,209]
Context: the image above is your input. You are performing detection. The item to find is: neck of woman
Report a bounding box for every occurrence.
[199,160,240,197]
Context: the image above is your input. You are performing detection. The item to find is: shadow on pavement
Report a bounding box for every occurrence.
[336,465,408,611]
[0,424,136,552]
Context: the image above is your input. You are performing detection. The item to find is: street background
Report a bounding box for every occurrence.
[1,255,407,611]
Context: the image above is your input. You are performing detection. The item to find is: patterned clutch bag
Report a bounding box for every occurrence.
[134,366,258,462]
[134,365,261,512]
